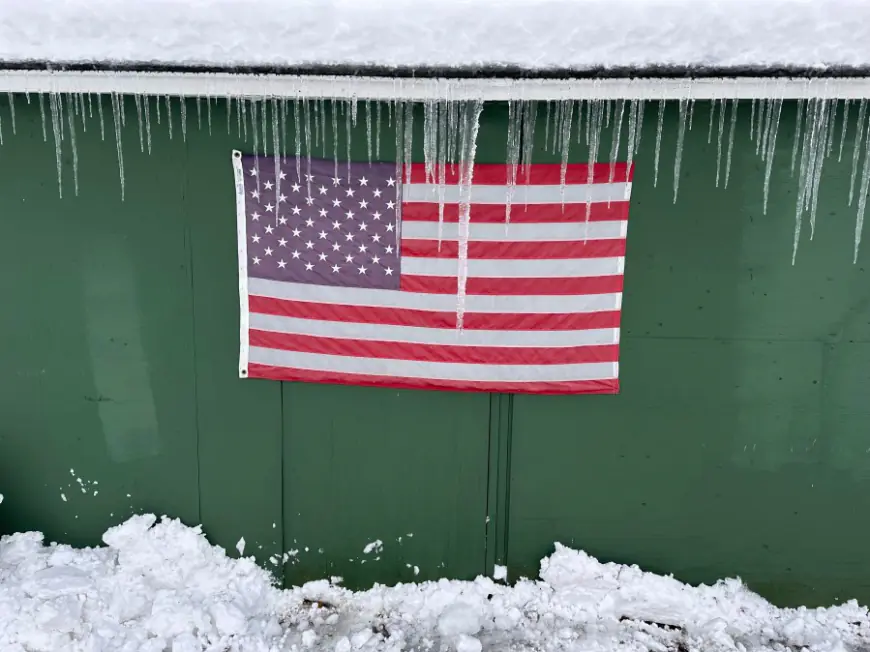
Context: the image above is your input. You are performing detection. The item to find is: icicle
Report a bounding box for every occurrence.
[280,98,287,156]
[854,116,870,262]
[707,100,716,144]
[330,99,339,179]
[654,100,665,187]
[715,99,726,187]
[6,92,15,135]
[559,100,575,209]
[110,93,125,200]
[505,99,523,224]
[241,98,248,140]
[144,97,153,155]
[791,100,805,174]
[272,97,281,219]
[38,92,47,142]
[762,99,783,214]
[206,96,213,135]
[134,95,145,152]
[97,94,106,142]
[576,100,585,145]
[755,99,767,155]
[261,100,268,161]
[673,99,688,204]
[724,99,738,189]
[633,99,646,156]
[65,94,79,196]
[807,100,833,236]
[750,99,757,138]
[237,97,244,138]
[345,99,352,183]
[365,100,373,164]
[87,93,94,118]
[393,100,405,258]
[826,99,838,158]
[520,100,538,184]
[455,100,484,332]
[165,96,173,140]
[759,99,774,160]
[77,93,87,133]
[311,98,320,151]
[226,96,232,134]
[608,99,626,195]
[850,100,868,206]
[404,102,414,186]
[293,98,301,183]
[688,99,695,131]
[625,100,638,183]
[180,99,188,142]
[196,96,202,130]
[376,101,382,160]
[551,100,563,154]
[320,98,327,158]
[48,93,63,198]
[544,101,551,147]
[155,95,161,124]
[839,99,851,162]
[585,99,604,228]
[437,100,448,247]
[251,100,261,180]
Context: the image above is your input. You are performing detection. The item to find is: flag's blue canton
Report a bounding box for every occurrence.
[244,156,401,289]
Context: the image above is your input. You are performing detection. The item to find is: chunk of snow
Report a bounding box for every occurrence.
[363,540,382,554]
[493,564,507,581]
[235,537,245,556]
[2,0,870,72]
[456,634,482,652]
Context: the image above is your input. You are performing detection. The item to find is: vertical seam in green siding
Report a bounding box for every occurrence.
[279,381,287,588]
[484,393,514,577]
[183,121,203,525]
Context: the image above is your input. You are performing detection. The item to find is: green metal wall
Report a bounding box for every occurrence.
[0,95,868,607]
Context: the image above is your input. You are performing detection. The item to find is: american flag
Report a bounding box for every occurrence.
[234,151,632,394]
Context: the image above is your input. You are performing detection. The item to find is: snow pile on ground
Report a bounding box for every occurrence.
[2,514,870,652]
[2,0,870,73]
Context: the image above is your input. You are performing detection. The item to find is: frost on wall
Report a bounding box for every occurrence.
[5,90,870,270]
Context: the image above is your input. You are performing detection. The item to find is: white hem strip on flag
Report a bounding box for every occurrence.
[403,182,630,204]
[232,150,250,378]
[249,313,620,347]
[401,256,624,278]
[400,220,625,241]
[248,277,621,314]
[249,347,618,382]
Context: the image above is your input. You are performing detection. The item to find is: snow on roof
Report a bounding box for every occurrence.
[2,0,870,75]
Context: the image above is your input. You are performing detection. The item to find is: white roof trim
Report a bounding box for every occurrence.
[2,71,870,100]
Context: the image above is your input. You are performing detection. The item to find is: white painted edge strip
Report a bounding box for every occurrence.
[2,71,870,100]
[249,347,619,382]
[401,220,626,241]
[248,277,621,313]
[402,255,624,278]
[249,313,621,346]
[232,150,250,378]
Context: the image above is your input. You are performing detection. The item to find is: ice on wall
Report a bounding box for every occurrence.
[4,88,870,296]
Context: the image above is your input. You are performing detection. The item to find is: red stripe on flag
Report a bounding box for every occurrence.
[400,275,624,295]
[405,163,634,185]
[248,295,622,331]
[249,329,620,366]
[401,238,626,259]
[400,202,630,223]
[247,364,620,395]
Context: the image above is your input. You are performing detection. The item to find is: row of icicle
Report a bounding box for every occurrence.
[3,92,870,264]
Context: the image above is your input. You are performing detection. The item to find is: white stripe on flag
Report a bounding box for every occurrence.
[248,278,621,313]
[403,182,631,204]
[401,256,624,278]
[249,313,621,346]
[249,347,619,382]
[400,220,627,242]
